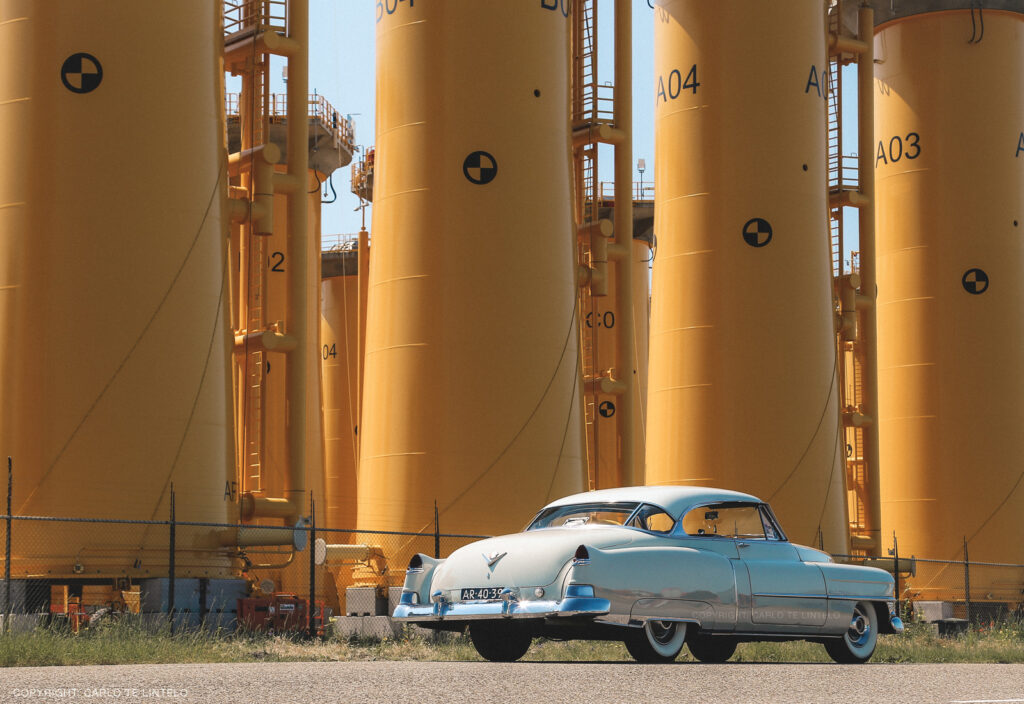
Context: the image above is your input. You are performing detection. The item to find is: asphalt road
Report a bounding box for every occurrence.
[2,662,1023,704]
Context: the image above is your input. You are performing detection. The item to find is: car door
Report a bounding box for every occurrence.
[738,506,828,629]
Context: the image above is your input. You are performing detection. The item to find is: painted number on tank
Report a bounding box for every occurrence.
[541,0,571,17]
[376,0,413,23]
[585,311,615,328]
[270,251,285,272]
[657,65,699,103]
[1016,132,1023,157]
[223,481,238,501]
[805,66,831,99]
[876,133,920,166]
[322,343,337,360]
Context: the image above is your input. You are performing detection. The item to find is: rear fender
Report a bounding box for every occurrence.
[403,554,445,604]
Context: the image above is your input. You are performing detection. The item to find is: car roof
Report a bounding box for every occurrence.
[542,485,764,518]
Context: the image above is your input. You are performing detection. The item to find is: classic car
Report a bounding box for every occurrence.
[393,486,903,663]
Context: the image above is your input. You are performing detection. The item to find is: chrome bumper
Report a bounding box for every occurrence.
[393,596,611,622]
[890,615,905,634]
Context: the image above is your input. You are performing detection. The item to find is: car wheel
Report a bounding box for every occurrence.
[824,601,879,664]
[687,633,737,663]
[468,622,533,662]
[624,620,687,663]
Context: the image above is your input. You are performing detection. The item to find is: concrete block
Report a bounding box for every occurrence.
[0,580,36,612]
[387,587,405,617]
[333,615,363,638]
[0,614,46,633]
[914,600,953,623]
[346,586,386,616]
[360,615,401,639]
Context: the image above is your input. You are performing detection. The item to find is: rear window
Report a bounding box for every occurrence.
[527,502,640,530]
[681,502,778,539]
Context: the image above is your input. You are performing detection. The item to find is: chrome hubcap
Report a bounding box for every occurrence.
[847,608,872,647]
[649,621,675,645]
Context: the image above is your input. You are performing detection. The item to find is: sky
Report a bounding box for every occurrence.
[242,2,859,257]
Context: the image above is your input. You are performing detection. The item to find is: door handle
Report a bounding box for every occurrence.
[738,542,750,548]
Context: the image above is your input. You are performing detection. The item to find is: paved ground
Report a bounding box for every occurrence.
[1,661,1023,704]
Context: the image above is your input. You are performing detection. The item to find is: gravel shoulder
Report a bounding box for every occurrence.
[2,661,1024,704]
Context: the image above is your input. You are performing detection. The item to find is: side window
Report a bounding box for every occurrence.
[681,503,768,539]
[629,504,675,534]
[759,505,781,541]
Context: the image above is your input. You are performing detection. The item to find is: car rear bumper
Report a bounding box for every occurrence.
[393,596,611,622]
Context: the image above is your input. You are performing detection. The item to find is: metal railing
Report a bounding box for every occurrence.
[224,0,287,38]
[830,154,860,192]
[596,180,655,203]
[322,234,360,252]
[225,92,356,156]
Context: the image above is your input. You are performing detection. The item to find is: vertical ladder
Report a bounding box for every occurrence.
[826,4,844,279]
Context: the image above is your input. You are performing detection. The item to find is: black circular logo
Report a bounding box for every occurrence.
[463,151,498,185]
[962,268,989,295]
[742,218,773,248]
[61,53,103,94]
[598,401,616,418]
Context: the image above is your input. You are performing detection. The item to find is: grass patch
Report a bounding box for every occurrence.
[2,620,1024,667]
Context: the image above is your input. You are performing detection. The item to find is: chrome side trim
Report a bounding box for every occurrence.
[393,596,611,623]
[753,592,892,601]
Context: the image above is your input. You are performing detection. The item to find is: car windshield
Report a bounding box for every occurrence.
[526,502,640,530]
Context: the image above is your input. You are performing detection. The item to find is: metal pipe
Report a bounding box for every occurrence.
[571,123,627,148]
[357,226,369,461]
[613,0,636,486]
[856,4,881,556]
[829,34,869,55]
[227,143,281,177]
[285,0,311,524]
[233,330,298,353]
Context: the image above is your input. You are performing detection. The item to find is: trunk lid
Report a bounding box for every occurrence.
[432,526,635,591]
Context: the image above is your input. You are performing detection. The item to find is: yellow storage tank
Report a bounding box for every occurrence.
[0,0,235,577]
[647,0,849,553]
[359,0,586,542]
[321,248,361,531]
[874,6,1024,599]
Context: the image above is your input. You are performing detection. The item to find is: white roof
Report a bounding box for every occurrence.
[543,485,763,519]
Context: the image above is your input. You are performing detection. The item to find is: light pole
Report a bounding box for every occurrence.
[637,158,646,199]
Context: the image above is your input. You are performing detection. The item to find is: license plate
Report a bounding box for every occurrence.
[460,587,504,601]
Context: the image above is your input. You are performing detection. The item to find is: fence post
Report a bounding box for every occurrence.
[963,537,971,625]
[168,484,176,634]
[308,495,316,639]
[433,501,440,560]
[892,532,901,620]
[4,457,11,635]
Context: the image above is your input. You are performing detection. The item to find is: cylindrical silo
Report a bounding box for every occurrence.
[0,0,235,577]
[360,1,586,544]
[874,5,1024,599]
[647,0,849,552]
[321,248,361,532]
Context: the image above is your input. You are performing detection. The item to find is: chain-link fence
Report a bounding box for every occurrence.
[836,552,1024,625]
[0,489,488,637]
